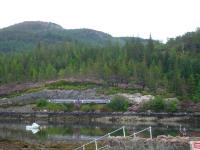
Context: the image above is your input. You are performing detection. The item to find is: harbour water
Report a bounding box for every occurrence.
[0,117,199,144]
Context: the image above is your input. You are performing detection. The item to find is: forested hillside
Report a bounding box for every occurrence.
[0,21,116,52]
[0,22,199,102]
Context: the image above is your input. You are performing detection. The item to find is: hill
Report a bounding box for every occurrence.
[0,21,115,52]
[0,22,199,103]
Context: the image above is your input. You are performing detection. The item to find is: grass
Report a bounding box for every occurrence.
[0,86,44,98]
[36,99,75,112]
[0,79,155,99]
[36,99,109,112]
[80,104,109,112]
[45,80,99,90]
[45,80,143,96]
[0,80,99,98]
[96,86,139,95]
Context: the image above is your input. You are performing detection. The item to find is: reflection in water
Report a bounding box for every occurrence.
[26,123,40,134]
[28,128,40,134]
[0,118,199,144]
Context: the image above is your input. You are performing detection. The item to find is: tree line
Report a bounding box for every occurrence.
[0,31,200,102]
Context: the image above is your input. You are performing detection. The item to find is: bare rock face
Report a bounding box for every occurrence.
[108,136,190,150]
[118,93,154,104]
[0,89,107,107]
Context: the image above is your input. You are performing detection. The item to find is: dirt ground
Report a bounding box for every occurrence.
[0,139,79,150]
[0,139,104,150]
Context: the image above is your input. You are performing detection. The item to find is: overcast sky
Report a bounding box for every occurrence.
[0,0,200,42]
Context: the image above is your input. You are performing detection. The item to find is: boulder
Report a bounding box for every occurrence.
[118,93,154,104]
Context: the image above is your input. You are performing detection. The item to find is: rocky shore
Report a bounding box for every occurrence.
[108,136,195,150]
[0,136,198,150]
[0,138,75,150]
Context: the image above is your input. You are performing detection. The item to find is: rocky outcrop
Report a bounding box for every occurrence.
[108,136,190,150]
[0,89,107,107]
[118,93,154,104]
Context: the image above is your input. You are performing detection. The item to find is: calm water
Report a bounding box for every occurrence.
[0,118,200,144]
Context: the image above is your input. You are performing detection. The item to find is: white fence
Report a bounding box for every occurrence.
[129,126,152,139]
[49,99,110,104]
[73,126,152,150]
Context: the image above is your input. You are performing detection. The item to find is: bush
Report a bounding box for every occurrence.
[192,95,200,103]
[63,103,75,112]
[107,95,129,112]
[141,96,179,112]
[164,100,179,112]
[150,96,165,112]
[141,96,165,112]
[36,99,48,108]
[47,103,65,111]
[80,105,91,112]
[192,82,200,103]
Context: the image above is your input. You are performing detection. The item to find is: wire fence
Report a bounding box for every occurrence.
[73,126,152,150]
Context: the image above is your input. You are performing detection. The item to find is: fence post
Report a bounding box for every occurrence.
[123,126,126,137]
[83,145,85,150]
[108,133,110,137]
[149,126,152,139]
[95,139,98,150]
[134,133,136,138]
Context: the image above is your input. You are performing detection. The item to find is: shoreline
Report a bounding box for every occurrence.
[0,111,199,125]
[0,136,199,150]
[0,111,200,117]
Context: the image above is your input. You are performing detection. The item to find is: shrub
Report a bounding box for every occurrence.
[99,105,112,112]
[149,96,165,112]
[80,105,91,112]
[140,96,180,112]
[63,103,75,112]
[192,95,200,103]
[192,82,200,103]
[141,96,165,112]
[107,95,129,112]
[47,103,65,111]
[36,99,48,108]
[164,100,179,112]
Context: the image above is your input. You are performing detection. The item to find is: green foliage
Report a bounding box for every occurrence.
[36,100,75,112]
[63,103,75,112]
[0,25,200,104]
[97,87,138,95]
[164,99,179,112]
[80,105,91,112]
[192,96,200,103]
[0,21,114,52]
[141,96,179,112]
[151,96,165,111]
[47,103,65,111]
[107,95,129,112]
[36,99,48,108]
[36,100,108,112]
[142,96,165,112]
[192,81,200,103]
[80,104,107,112]
[46,80,98,90]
